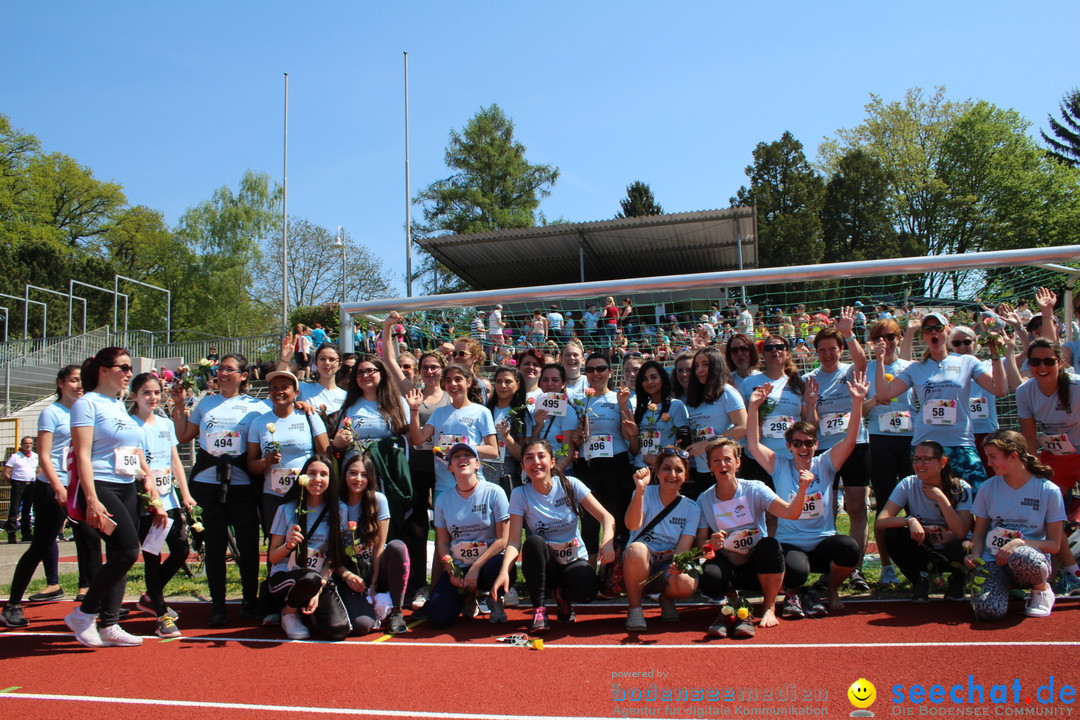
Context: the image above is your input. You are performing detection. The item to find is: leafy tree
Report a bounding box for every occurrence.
[617,181,664,218]
[413,104,559,293]
[1041,88,1080,167]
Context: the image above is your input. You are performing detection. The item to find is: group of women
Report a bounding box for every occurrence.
[0,295,1075,644]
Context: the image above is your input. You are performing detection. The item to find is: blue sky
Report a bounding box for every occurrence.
[4,2,1078,296]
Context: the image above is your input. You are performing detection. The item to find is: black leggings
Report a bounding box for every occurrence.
[6,484,63,604]
[698,537,784,598]
[869,434,914,512]
[574,453,632,553]
[72,516,102,590]
[138,507,190,615]
[81,481,140,628]
[780,535,860,589]
[268,569,350,641]
[883,527,966,584]
[520,534,599,607]
[190,482,261,606]
[338,539,410,634]
[404,468,435,594]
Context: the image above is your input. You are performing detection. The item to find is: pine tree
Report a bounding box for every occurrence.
[1041,88,1080,167]
[616,181,663,218]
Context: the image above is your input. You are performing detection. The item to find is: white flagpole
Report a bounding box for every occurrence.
[404,52,412,298]
[281,72,290,335]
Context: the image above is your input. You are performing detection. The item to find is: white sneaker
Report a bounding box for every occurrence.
[98,624,143,647]
[281,612,310,640]
[64,608,103,648]
[1024,588,1056,618]
[879,565,900,586]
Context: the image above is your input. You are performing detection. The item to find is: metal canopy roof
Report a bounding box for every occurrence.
[414,207,758,291]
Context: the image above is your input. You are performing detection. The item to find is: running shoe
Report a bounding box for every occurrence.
[0,604,28,628]
[503,586,520,607]
[64,608,103,648]
[137,593,179,620]
[99,624,143,647]
[476,595,491,615]
[625,606,647,632]
[878,565,900,586]
[410,586,430,610]
[488,597,507,624]
[945,574,966,601]
[208,604,229,627]
[658,595,679,623]
[461,595,479,619]
[1051,571,1080,597]
[812,574,830,593]
[384,610,408,634]
[27,588,64,602]
[155,615,182,638]
[781,592,804,620]
[800,588,828,618]
[281,612,310,639]
[553,586,576,623]
[732,617,756,639]
[848,569,871,593]
[530,606,550,633]
[706,610,728,638]
[1025,588,1056,618]
[263,613,282,627]
[911,580,931,604]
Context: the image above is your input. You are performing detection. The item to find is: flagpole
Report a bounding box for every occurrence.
[404,52,412,298]
[281,72,290,335]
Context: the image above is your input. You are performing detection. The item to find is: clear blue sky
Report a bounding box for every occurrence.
[5,1,1077,296]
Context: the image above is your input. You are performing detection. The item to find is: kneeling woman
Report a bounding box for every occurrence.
[965,430,1065,621]
[746,373,868,616]
[875,441,973,602]
[493,439,615,633]
[623,448,702,632]
[695,438,812,637]
[429,443,511,629]
[338,453,410,635]
[267,454,351,641]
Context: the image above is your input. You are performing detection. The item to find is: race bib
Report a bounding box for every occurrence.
[694,426,715,442]
[722,528,761,555]
[547,539,580,565]
[639,429,661,456]
[151,468,174,493]
[922,523,955,547]
[923,399,957,426]
[113,447,140,476]
[1039,433,1076,456]
[969,397,989,420]
[798,491,824,520]
[269,468,301,496]
[713,498,754,529]
[537,393,568,417]
[451,540,489,565]
[495,438,506,464]
[763,414,796,440]
[436,434,467,466]
[986,527,1023,553]
[289,549,326,573]
[821,412,849,436]
[584,434,614,460]
[206,430,242,456]
[878,411,912,434]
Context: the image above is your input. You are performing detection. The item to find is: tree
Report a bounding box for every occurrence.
[1041,88,1080,167]
[413,104,559,293]
[616,181,663,218]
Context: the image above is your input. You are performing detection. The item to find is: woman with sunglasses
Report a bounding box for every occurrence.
[1016,338,1080,594]
[739,335,808,485]
[623,446,701,631]
[624,360,690,471]
[65,348,165,647]
[686,347,748,500]
[451,336,492,402]
[965,430,1065,621]
[695,438,813,637]
[747,372,868,615]
[875,311,1007,493]
[172,353,269,626]
[725,334,760,386]
[876,441,973,601]
[492,438,614,633]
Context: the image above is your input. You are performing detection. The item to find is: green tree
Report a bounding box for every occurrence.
[1041,88,1080,168]
[413,104,559,293]
[616,181,664,218]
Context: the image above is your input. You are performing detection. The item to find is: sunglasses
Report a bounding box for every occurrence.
[874,333,897,342]
[107,364,133,373]
[762,344,787,352]
[789,438,816,449]
[921,324,944,333]
[660,446,689,459]
[452,351,470,358]
[729,346,751,354]
[585,366,610,374]
[951,339,973,348]
[1028,357,1058,367]
[355,367,380,376]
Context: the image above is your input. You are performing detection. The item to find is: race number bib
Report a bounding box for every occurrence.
[986,527,1023,552]
[269,468,301,496]
[451,540,489,565]
[289,549,326,574]
[151,468,174,493]
[436,434,467,466]
[763,415,796,440]
[969,397,990,420]
[113,447,139,476]
[922,523,955,547]
[495,438,506,464]
[537,393,568,417]
[639,429,661,457]
[923,399,957,426]
[547,539,580,565]
[584,435,614,460]
[1039,433,1077,456]
[722,528,761,555]
[878,411,912,434]
[798,491,824,520]
[713,498,754,529]
[694,426,715,442]
[206,430,243,456]
[821,412,849,436]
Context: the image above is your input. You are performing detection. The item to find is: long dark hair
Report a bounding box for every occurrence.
[55,364,81,400]
[286,453,344,571]
[312,343,341,382]
[81,347,129,393]
[128,373,163,415]
[914,441,968,508]
[585,351,613,392]
[220,353,252,394]
[762,335,805,396]
[340,452,381,548]
[520,438,579,517]
[686,347,731,407]
[1028,338,1072,414]
[633,360,672,425]
[339,354,409,435]
[487,366,527,438]
[671,351,693,400]
[725,333,760,374]
[443,362,483,404]
[982,429,1054,481]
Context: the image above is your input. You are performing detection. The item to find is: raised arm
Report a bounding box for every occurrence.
[746,383,777,475]
[827,370,868,469]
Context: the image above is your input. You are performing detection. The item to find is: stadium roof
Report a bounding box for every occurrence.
[414,207,758,291]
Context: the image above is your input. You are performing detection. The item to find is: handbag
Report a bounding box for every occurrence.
[65,451,86,522]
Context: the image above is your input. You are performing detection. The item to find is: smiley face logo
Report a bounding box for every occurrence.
[848,678,876,709]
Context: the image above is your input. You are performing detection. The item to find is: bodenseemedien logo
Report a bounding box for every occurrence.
[849,678,877,717]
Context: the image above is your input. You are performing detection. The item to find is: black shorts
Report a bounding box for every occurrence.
[822,442,870,488]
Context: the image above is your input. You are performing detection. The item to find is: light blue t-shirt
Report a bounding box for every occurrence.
[299,383,347,415]
[687,386,746,473]
[696,479,780,539]
[804,363,868,451]
[508,476,590,562]
[248,409,328,496]
[340,396,411,440]
[434,480,510,566]
[70,392,145,484]
[138,415,180,511]
[573,390,630,457]
[740,374,802,460]
[887,474,973,548]
[1016,374,1080,456]
[629,396,690,468]
[188,393,271,486]
[36,402,72,485]
[772,453,838,551]
[972,475,1066,563]
[628,485,700,553]
[895,354,990,446]
[867,359,915,438]
[427,402,497,495]
[270,500,349,575]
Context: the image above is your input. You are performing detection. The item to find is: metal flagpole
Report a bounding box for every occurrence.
[404,52,412,298]
[282,73,290,335]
